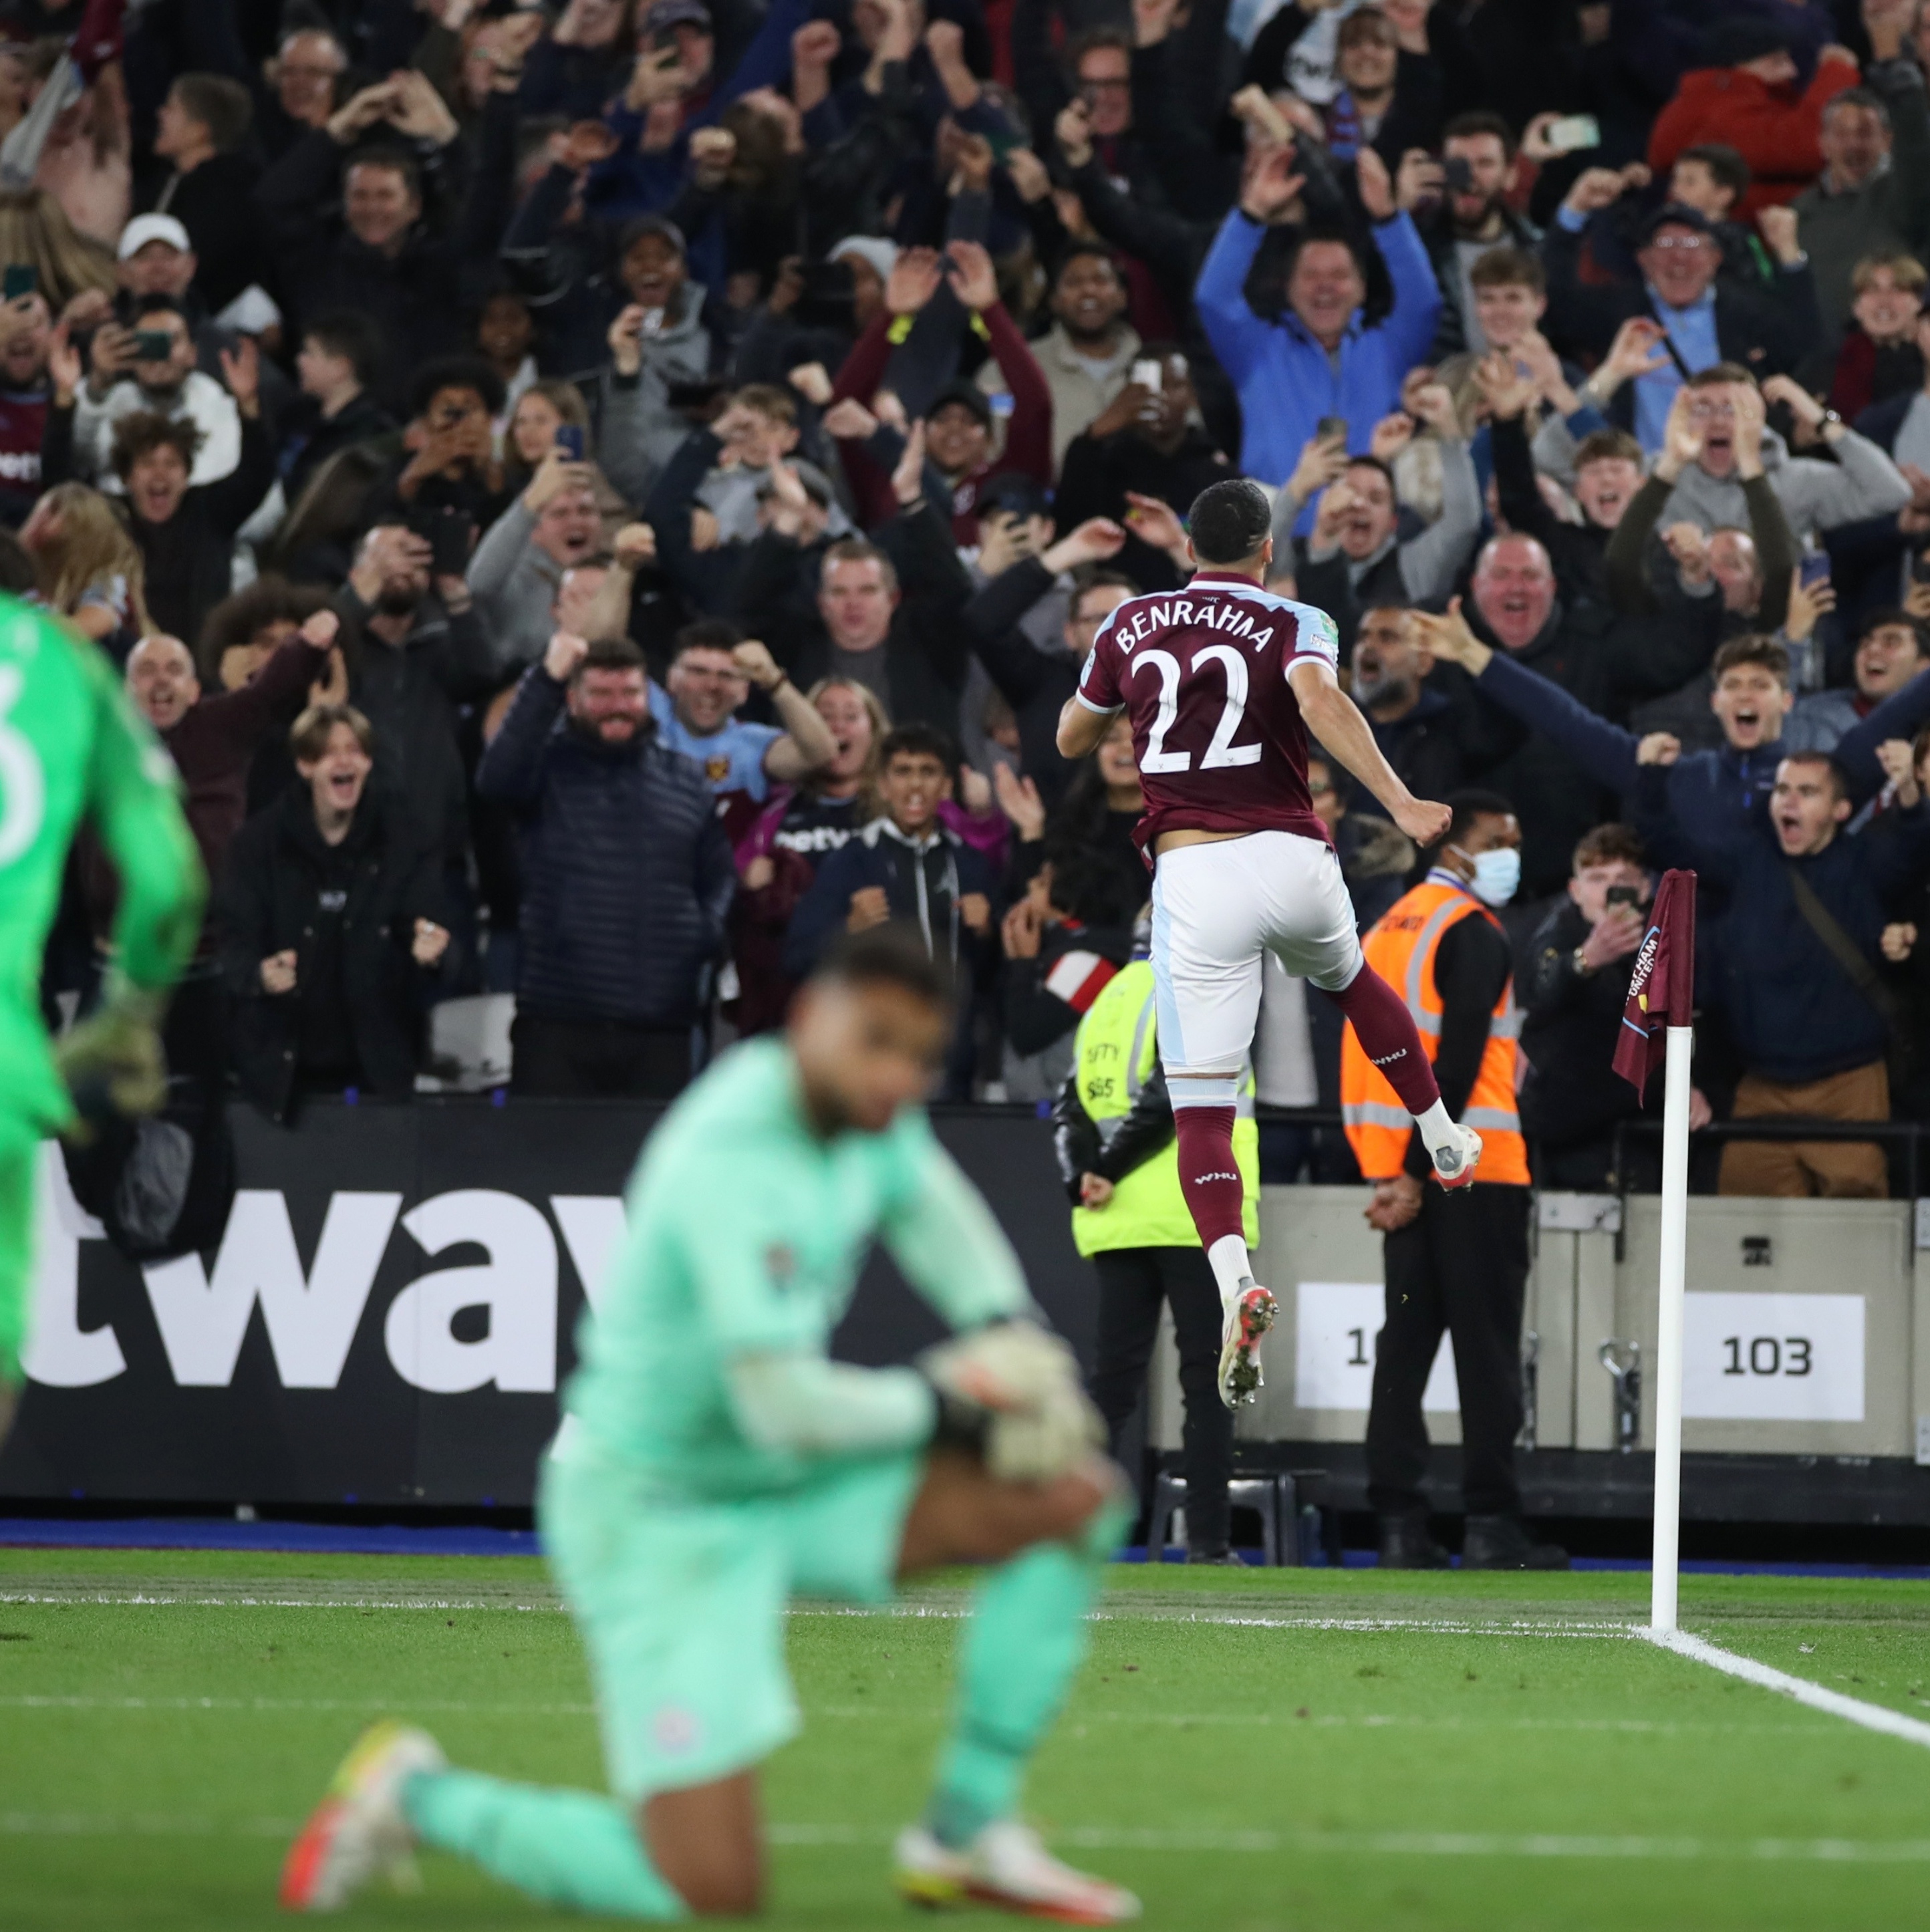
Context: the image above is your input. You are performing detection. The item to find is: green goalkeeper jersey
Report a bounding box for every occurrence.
[0,597,203,1133]
[565,1035,1031,1500]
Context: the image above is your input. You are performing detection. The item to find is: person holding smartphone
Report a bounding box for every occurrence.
[1518,823,1713,1190]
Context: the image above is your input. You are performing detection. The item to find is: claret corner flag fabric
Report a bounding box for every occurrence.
[1613,869,1697,1099]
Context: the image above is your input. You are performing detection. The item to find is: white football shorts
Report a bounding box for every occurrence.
[1149,830,1363,1077]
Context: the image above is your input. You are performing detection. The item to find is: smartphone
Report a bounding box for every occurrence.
[2,264,35,302]
[1129,358,1163,394]
[422,507,470,578]
[1605,884,1643,910]
[1441,154,1474,194]
[1315,415,1348,444]
[132,329,173,361]
[1799,553,1831,589]
[555,424,585,462]
[1545,114,1601,154]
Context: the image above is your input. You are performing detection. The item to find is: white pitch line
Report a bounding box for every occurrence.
[7,1812,1930,1864]
[1645,1627,1930,1751]
[0,1693,595,1715]
[769,1822,1930,1863]
[0,1593,1643,1638]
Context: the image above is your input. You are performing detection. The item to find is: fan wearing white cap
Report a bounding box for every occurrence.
[71,286,243,494]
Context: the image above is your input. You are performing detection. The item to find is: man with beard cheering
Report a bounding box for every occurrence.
[477,630,735,1100]
[1415,533,1721,895]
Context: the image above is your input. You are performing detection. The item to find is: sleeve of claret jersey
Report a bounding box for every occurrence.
[82,644,205,994]
[880,1115,1034,1331]
[1074,612,1125,712]
[1286,601,1341,672]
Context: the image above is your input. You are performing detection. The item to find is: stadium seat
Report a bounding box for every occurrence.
[1148,1472,1304,1565]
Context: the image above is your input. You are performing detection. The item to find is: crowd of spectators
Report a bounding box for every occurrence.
[15,0,1930,1195]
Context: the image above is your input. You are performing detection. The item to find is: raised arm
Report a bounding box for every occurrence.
[1415,599,1643,794]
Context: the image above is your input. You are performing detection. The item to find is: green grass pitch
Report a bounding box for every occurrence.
[7,1548,1930,1929]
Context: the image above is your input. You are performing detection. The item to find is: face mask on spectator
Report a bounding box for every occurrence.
[1456,843,1520,908]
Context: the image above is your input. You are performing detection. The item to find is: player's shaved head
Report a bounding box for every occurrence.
[1187,478,1273,568]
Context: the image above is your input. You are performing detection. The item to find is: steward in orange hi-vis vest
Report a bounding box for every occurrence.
[1341,875,1529,1186]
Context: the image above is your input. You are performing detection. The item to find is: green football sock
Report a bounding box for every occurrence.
[402,1768,687,1919]
[926,1494,1131,1849]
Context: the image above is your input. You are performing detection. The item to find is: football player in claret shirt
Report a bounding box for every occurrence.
[1057,477,1482,1408]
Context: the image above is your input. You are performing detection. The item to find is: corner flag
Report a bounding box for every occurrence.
[1613,869,1697,1097]
[1612,865,1699,1635]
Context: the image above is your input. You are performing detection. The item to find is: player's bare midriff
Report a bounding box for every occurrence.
[1153,827,1250,855]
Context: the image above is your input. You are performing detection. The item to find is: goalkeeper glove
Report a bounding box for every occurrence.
[56,981,168,1145]
[918,1319,1105,1484]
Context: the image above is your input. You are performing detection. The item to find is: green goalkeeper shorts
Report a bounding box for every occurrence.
[0,1124,37,1386]
[539,1439,924,1802]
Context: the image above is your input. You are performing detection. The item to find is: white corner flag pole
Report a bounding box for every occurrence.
[1649,1022,1694,1635]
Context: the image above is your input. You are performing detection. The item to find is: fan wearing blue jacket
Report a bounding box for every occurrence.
[1194,144,1441,499]
[1629,750,1930,1198]
[1415,616,1930,867]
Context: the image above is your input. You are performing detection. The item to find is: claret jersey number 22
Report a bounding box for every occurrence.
[1131,645,1263,774]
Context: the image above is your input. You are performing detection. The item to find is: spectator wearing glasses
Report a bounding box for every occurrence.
[1540,196,1820,454]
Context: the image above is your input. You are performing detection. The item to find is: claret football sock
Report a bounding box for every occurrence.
[926,1494,1133,1849]
[402,1769,687,1919]
[1171,1102,1250,1300]
[1327,964,1442,1116]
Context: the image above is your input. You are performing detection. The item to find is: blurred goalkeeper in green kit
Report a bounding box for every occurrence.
[0,594,203,1445]
[283,923,1140,1925]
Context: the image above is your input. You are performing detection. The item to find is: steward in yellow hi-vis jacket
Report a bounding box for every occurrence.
[1055,956,1256,1563]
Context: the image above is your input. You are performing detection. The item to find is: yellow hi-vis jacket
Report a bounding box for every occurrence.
[1069,961,1260,1256]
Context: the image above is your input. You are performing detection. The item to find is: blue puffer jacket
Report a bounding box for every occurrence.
[476,666,735,1026]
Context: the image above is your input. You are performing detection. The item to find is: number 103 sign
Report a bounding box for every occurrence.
[1681,1292,1865,1422]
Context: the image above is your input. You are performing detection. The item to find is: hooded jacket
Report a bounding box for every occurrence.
[783,815,995,983]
